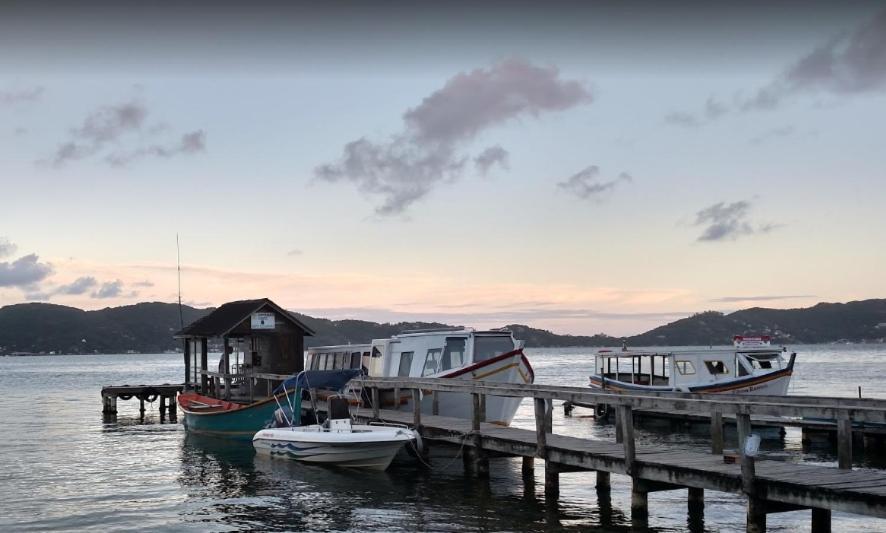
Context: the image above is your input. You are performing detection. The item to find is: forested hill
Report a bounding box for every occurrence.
[0,299,884,354]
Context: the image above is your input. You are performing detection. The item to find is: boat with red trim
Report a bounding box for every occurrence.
[588,335,796,396]
[306,328,534,426]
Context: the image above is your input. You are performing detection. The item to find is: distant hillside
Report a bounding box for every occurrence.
[626,299,886,346]
[0,298,884,354]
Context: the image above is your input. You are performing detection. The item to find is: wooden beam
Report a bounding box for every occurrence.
[371,387,380,419]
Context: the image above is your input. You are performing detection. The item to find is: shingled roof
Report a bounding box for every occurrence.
[174,298,315,338]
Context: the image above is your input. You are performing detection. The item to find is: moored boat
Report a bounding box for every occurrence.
[305,328,534,426]
[588,335,796,395]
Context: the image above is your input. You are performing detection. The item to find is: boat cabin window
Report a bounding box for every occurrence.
[397,352,413,377]
[422,348,443,376]
[442,337,466,371]
[747,356,773,369]
[704,361,729,375]
[372,346,383,358]
[333,352,344,369]
[675,360,696,375]
[318,353,329,370]
[474,336,513,363]
[350,352,361,369]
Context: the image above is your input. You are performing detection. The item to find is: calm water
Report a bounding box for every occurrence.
[1,345,885,532]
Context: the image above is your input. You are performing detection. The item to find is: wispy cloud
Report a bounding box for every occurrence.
[44,99,206,168]
[666,8,886,125]
[0,86,44,105]
[286,249,304,257]
[749,126,796,145]
[711,295,816,303]
[0,238,17,258]
[473,145,509,175]
[557,166,631,201]
[693,200,781,242]
[315,58,592,215]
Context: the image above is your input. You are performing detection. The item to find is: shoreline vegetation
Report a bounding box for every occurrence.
[0,299,884,356]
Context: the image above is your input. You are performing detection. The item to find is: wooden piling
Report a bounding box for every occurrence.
[412,388,422,429]
[631,480,649,528]
[617,405,635,475]
[545,461,559,500]
[159,396,167,420]
[432,391,440,415]
[534,398,547,458]
[711,411,724,455]
[470,392,488,477]
[596,470,610,491]
[811,508,831,533]
[522,456,534,480]
[479,393,487,423]
[837,415,852,469]
[737,413,752,454]
[371,387,380,419]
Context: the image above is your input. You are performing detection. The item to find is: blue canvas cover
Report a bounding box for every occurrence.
[272,369,363,395]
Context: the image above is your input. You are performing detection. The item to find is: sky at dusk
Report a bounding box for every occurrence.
[1,1,885,335]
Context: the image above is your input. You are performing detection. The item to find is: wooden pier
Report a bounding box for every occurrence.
[101,384,182,420]
[354,377,886,532]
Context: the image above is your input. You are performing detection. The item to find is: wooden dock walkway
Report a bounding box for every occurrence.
[353,377,886,532]
[100,383,182,420]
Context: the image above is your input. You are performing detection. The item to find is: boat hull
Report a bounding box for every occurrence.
[395,349,534,425]
[178,391,295,440]
[253,425,414,470]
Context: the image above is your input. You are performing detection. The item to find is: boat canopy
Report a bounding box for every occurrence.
[273,369,363,394]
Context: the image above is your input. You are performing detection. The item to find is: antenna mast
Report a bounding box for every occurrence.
[177,233,184,329]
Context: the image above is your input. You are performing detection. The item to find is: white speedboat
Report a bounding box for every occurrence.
[588,336,796,396]
[253,420,416,471]
[305,328,534,426]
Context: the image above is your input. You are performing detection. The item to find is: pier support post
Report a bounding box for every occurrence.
[479,394,486,423]
[837,415,852,469]
[534,398,548,458]
[522,456,534,480]
[169,395,177,420]
[139,398,146,419]
[159,396,167,421]
[711,411,724,455]
[746,496,766,533]
[811,508,831,533]
[432,391,439,415]
[393,386,400,408]
[688,487,705,533]
[617,405,636,475]
[545,461,559,500]
[470,393,489,477]
[596,470,610,491]
[737,413,752,453]
[631,480,649,529]
[371,387,380,420]
[412,388,422,430]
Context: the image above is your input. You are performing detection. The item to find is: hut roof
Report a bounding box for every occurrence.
[174,298,315,338]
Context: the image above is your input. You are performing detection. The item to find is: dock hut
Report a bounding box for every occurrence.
[174,298,315,403]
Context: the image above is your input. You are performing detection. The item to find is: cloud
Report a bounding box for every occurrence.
[106,130,206,167]
[14,127,28,136]
[749,126,795,145]
[693,200,780,242]
[0,238,17,258]
[315,58,592,215]
[55,276,98,295]
[286,249,303,256]
[0,86,44,105]
[668,8,886,124]
[45,100,206,167]
[92,280,124,299]
[132,280,154,287]
[473,145,509,175]
[711,295,816,303]
[557,166,631,200]
[0,254,54,287]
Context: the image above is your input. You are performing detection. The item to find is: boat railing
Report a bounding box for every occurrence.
[197,369,295,401]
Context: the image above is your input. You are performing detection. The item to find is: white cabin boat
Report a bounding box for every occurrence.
[306,328,534,426]
[588,336,796,395]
